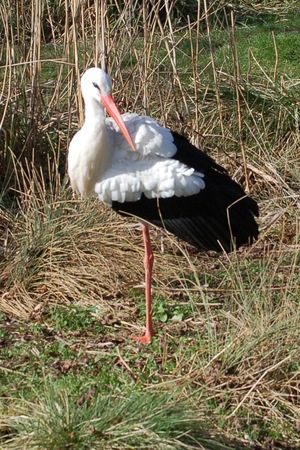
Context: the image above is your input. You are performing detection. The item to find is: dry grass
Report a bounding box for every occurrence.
[0,1,300,449]
[0,160,194,317]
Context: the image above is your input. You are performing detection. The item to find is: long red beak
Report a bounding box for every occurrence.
[101,94,135,151]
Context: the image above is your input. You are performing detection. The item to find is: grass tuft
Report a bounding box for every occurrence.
[1,385,234,450]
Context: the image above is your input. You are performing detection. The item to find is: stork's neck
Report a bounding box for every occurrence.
[71,96,112,198]
[84,97,106,131]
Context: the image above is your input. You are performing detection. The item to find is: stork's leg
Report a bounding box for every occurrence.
[131,223,154,344]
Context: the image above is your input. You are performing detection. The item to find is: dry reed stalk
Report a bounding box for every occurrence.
[229,10,249,192]
[203,0,225,140]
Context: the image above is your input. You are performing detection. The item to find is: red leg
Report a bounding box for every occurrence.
[131,224,154,344]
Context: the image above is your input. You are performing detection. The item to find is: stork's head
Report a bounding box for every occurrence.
[81,68,112,102]
[80,68,135,150]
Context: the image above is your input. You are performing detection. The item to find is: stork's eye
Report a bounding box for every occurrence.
[92,82,100,91]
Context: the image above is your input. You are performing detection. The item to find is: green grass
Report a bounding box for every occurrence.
[1,384,235,450]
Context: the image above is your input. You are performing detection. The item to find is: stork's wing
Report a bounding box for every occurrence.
[110,131,259,252]
[96,116,205,205]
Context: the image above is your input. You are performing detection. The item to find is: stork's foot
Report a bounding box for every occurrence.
[131,329,154,345]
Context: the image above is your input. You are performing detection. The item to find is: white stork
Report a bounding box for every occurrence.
[68,68,259,344]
